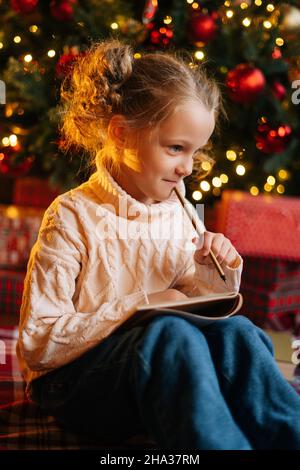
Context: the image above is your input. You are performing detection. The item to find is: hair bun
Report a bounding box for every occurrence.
[102,41,134,90]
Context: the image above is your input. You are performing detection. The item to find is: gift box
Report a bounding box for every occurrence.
[0,269,26,320]
[215,190,300,332]
[13,177,61,208]
[0,204,44,270]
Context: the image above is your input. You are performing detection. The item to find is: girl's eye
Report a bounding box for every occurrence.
[169,145,183,153]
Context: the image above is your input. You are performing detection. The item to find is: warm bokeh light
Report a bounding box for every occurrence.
[226,150,237,161]
[200,181,210,192]
[201,161,212,172]
[212,177,222,188]
[220,174,229,184]
[236,164,246,176]
[194,50,205,60]
[192,190,202,200]
[267,175,276,185]
[250,186,259,196]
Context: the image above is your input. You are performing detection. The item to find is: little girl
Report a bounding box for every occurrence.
[17,38,300,450]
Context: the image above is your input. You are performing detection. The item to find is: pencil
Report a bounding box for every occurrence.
[173,187,227,284]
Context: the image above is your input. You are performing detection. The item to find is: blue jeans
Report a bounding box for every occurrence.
[29,315,300,449]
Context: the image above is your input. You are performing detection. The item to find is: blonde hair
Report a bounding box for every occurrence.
[58,38,226,181]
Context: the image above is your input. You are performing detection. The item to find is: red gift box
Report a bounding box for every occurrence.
[0,205,44,270]
[215,190,300,332]
[0,269,25,319]
[13,177,61,208]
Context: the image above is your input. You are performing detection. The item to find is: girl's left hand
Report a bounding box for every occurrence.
[192,231,240,269]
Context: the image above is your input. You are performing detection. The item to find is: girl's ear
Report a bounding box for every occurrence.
[108,115,130,148]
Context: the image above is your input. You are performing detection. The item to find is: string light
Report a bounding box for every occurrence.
[278,169,289,180]
[163,16,172,24]
[0,43,3,49]
[264,183,272,192]
[192,2,199,9]
[134,53,142,59]
[242,18,251,27]
[236,164,246,175]
[226,150,237,161]
[275,37,284,46]
[226,10,234,18]
[250,186,259,196]
[263,20,272,29]
[200,181,210,191]
[47,50,56,58]
[224,1,231,7]
[266,4,275,12]
[192,190,202,200]
[2,137,10,146]
[29,25,38,33]
[212,188,221,197]
[201,161,212,172]
[220,174,229,183]
[9,134,18,146]
[276,184,285,194]
[24,54,32,62]
[240,3,249,9]
[13,36,21,43]
[212,177,222,187]
[267,175,275,185]
[186,0,194,4]
[194,50,205,60]
[111,23,118,29]
[255,0,262,5]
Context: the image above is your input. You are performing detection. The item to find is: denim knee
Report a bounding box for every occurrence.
[135,315,205,373]
[212,315,274,356]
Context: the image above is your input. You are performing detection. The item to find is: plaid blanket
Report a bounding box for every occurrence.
[0,327,156,450]
[0,326,299,450]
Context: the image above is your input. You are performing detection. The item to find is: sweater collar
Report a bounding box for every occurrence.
[88,164,186,219]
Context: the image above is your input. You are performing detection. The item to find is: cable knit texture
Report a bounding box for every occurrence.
[17,164,243,390]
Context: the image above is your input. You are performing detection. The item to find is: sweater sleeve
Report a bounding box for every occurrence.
[173,254,243,297]
[18,205,149,372]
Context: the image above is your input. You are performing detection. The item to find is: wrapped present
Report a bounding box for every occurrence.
[215,190,300,332]
[13,177,61,208]
[0,204,44,269]
[0,269,25,319]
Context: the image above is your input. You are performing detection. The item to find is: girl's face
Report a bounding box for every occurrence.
[114,100,215,204]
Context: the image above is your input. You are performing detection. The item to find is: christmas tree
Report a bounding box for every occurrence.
[1,0,300,205]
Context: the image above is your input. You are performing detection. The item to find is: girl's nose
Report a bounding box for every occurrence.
[175,159,194,178]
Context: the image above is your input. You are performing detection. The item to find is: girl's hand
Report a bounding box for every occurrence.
[147,289,188,305]
[192,231,240,269]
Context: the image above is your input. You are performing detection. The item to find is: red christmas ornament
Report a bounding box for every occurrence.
[272,81,287,101]
[55,50,83,78]
[10,0,39,14]
[50,0,76,22]
[226,64,266,104]
[255,123,292,154]
[187,13,218,44]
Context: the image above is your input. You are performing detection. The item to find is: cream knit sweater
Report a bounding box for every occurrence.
[17,165,243,387]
